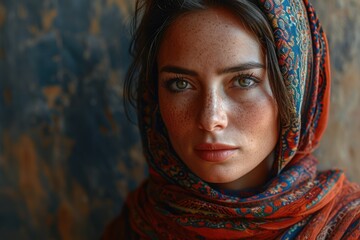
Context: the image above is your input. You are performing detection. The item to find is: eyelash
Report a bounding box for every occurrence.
[163,76,191,93]
[162,72,261,93]
[232,73,260,89]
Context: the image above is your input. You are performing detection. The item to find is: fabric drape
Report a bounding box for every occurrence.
[103,0,360,239]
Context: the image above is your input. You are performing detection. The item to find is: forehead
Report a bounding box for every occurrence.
[157,7,263,70]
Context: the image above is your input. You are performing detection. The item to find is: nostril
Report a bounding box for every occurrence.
[198,95,228,131]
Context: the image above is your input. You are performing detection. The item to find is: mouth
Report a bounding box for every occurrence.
[194,143,238,162]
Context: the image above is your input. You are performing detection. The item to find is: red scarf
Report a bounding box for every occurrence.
[103,0,360,239]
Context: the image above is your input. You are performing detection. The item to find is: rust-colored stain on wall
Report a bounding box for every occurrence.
[0,0,359,239]
[16,135,46,218]
[42,85,62,109]
[0,4,6,27]
[42,9,57,31]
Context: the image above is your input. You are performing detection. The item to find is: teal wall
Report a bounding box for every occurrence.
[0,0,359,239]
[0,1,146,239]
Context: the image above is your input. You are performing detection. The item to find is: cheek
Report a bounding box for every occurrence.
[159,94,193,139]
[232,96,279,140]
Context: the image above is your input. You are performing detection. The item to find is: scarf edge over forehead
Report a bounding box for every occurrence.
[109,0,360,239]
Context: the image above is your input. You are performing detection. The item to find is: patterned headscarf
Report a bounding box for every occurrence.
[103,0,360,239]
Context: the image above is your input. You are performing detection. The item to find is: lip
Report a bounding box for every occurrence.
[194,143,238,162]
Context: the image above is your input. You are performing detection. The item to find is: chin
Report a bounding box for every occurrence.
[195,170,244,185]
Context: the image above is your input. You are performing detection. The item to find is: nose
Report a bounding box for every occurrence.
[198,90,228,132]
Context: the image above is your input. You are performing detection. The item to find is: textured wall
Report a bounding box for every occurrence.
[0,0,146,239]
[313,0,360,182]
[0,0,359,239]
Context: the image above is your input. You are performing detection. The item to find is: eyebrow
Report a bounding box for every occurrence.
[159,62,265,76]
[219,62,265,74]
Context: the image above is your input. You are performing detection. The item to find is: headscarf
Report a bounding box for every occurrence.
[103,0,360,239]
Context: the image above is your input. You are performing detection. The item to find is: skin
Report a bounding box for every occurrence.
[157,7,279,191]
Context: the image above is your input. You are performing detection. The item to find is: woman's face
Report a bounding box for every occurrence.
[157,8,279,190]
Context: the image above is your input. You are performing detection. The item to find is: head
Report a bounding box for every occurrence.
[125,0,295,190]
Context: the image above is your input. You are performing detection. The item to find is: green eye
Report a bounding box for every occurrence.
[237,78,254,88]
[164,78,192,93]
[175,80,189,89]
[233,74,259,89]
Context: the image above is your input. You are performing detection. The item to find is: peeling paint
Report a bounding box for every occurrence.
[42,85,62,109]
[14,135,46,218]
[42,9,57,31]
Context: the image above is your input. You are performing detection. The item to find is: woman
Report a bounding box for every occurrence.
[103,0,360,239]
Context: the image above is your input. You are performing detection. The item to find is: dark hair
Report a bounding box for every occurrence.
[124,0,292,127]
